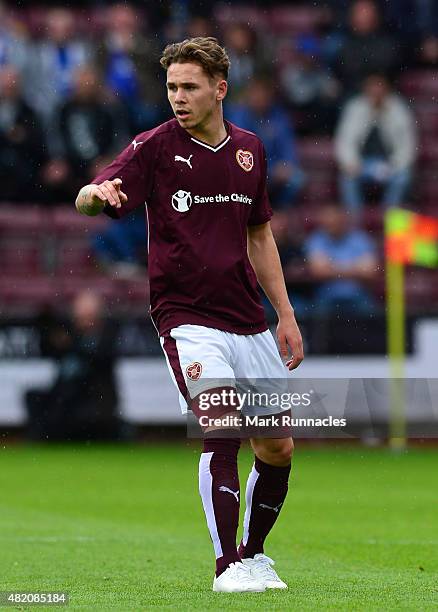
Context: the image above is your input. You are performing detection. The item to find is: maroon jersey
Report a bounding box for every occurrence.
[93,118,272,336]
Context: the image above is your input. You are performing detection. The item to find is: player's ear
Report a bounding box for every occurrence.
[216,79,227,102]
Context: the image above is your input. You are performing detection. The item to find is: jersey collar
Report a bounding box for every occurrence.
[175,119,232,153]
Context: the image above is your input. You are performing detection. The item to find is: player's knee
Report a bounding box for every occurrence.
[274,438,293,465]
[254,437,293,466]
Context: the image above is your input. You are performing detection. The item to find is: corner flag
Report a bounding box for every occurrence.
[385,208,438,448]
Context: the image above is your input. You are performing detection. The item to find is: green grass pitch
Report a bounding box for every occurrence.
[0,443,437,610]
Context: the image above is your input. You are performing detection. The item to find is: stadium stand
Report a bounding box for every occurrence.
[1,1,438,321]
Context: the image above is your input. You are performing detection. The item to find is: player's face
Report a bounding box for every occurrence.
[166,62,227,132]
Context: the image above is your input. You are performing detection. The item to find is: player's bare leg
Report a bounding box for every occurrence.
[192,392,266,592]
[238,436,293,589]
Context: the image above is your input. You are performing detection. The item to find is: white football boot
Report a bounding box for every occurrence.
[212,561,266,592]
[241,554,288,589]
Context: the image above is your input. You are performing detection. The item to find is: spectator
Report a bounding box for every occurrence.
[227,78,305,208]
[0,66,46,202]
[385,0,438,40]
[25,8,91,125]
[0,1,29,72]
[25,291,126,441]
[186,16,215,39]
[280,33,340,135]
[223,24,270,101]
[384,1,438,68]
[55,65,128,190]
[93,207,147,278]
[97,3,164,132]
[335,0,400,93]
[417,35,438,67]
[305,204,378,316]
[263,211,311,320]
[335,74,417,220]
[316,2,348,67]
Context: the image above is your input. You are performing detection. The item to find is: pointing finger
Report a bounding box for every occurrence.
[92,187,108,202]
[100,184,120,208]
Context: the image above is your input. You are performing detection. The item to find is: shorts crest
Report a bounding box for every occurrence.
[186,362,202,381]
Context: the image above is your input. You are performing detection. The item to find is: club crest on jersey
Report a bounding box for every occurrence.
[171,190,192,212]
[186,362,202,381]
[236,149,254,172]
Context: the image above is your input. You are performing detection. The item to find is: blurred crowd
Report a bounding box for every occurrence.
[1,0,436,316]
[26,290,126,441]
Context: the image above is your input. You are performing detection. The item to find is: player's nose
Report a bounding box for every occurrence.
[174,88,187,103]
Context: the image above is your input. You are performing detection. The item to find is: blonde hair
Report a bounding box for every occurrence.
[160,37,230,79]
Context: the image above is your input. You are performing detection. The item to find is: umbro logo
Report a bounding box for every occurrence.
[219,486,239,502]
[175,154,193,169]
[132,139,143,150]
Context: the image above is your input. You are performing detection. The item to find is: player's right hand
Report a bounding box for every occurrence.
[90,178,128,209]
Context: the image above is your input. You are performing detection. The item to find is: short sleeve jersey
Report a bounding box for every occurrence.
[93,119,272,336]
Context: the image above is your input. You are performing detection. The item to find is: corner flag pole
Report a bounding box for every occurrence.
[385,257,406,449]
[385,208,438,448]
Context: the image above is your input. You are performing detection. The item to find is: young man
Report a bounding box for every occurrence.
[75,37,304,593]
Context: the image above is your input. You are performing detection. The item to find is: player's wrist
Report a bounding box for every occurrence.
[276,303,295,320]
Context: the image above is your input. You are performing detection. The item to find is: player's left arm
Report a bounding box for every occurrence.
[247,222,304,370]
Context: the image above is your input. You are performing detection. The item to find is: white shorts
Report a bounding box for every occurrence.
[160,324,288,414]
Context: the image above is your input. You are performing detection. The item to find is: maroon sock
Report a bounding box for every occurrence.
[238,456,291,559]
[199,437,241,577]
